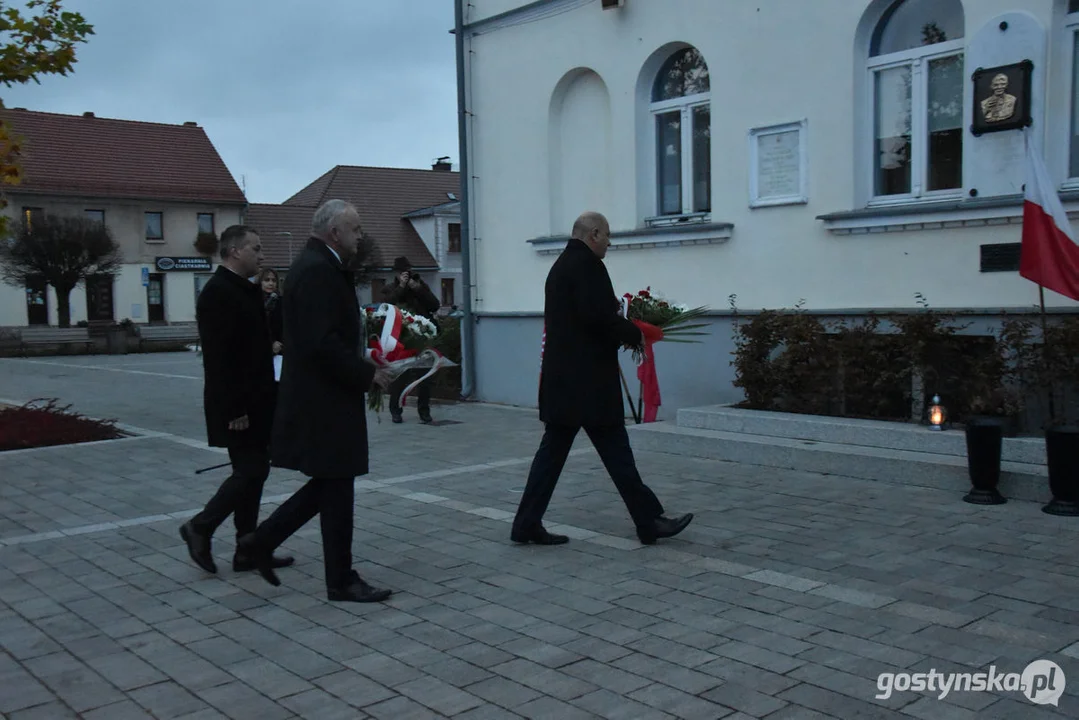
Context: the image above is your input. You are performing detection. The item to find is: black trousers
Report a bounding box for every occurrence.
[190,444,270,542]
[389,369,430,415]
[512,423,664,534]
[254,478,355,590]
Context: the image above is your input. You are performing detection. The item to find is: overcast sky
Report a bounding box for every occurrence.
[4,0,459,203]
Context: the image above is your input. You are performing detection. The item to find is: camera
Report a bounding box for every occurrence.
[409,272,420,281]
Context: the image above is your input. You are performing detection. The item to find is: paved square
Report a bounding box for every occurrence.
[1,353,1078,718]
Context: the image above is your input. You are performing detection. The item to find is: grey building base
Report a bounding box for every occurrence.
[471,314,743,419]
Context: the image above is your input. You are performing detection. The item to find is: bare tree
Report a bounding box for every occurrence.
[0,213,120,327]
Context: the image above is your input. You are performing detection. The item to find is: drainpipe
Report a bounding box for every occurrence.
[455,0,476,400]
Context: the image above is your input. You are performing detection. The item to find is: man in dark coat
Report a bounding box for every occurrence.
[511,211,693,546]
[180,225,294,575]
[380,255,441,423]
[238,199,393,603]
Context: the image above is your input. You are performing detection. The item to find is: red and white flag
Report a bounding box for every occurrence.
[1019,133,1079,301]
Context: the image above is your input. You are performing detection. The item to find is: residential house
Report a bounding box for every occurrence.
[249,161,462,309]
[458,0,1079,417]
[0,108,246,327]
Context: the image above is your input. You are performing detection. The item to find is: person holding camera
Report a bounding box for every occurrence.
[380,256,441,423]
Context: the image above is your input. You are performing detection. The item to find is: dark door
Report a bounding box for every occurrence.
[26,275,48,325]
[147,273,165,323]
[85,274,114,324]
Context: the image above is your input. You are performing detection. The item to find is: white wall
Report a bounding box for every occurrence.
[465,0,1077,314]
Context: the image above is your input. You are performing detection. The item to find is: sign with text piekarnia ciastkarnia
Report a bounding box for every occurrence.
[154,256,212,272]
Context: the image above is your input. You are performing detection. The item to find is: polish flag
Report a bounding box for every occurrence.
[1019,133,1079,302]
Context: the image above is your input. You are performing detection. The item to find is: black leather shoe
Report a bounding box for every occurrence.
[418,410,433,424]
[391,410,403,424]
[233,553,294,573]
[179,521,217,574]
[511,525,569,545]
[236,533,280,586]
[637,513,694,545]
[327,570,392,603]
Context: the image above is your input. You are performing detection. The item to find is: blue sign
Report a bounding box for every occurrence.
[141,267,149,287]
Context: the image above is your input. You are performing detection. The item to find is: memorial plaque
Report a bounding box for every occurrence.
[971,60,1032,136]
[750,121,807,206]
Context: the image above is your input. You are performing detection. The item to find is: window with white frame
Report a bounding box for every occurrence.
[1069,0,1079,180]
[868,0,964,202]
[650,47,710,217]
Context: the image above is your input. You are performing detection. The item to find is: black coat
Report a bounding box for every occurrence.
[196,266,276,448]
[539,238,642,427]
[264,292,284,346]
[381,278,440,319]
[271,238,376,478]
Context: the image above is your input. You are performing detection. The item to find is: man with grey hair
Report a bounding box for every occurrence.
[238,199,394,603]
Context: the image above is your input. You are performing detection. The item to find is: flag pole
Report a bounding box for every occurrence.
[1038,284,1057,423]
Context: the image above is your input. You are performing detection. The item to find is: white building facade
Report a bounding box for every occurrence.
[460,0,1079,416]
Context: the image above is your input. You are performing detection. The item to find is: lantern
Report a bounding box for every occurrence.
[928,395,947,430]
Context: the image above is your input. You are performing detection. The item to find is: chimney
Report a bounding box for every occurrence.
[432,155,451,172]
[183,121,198,127]
[82,112,95,118]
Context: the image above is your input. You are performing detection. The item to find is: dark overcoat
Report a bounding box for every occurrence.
[539,238,642,427]
[271,238,376,478]
[196,266,276,448]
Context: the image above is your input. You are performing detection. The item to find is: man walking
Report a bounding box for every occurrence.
[511,211,693,546]
[238,199,393,603]
[381,256,441,423]
[180,225,294,575]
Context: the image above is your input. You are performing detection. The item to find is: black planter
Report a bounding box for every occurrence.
[963,417,1006,505]
[1044,425,1079,516]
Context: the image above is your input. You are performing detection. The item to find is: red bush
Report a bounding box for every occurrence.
[0,399,123,451]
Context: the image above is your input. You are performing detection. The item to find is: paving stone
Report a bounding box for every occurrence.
[393,675,485,716]
[627,682,735,720]
[195,682,294,720]
[312,669,396,708]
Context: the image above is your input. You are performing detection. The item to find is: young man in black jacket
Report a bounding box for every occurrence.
[180,225,294,575]
[380,256,441,423]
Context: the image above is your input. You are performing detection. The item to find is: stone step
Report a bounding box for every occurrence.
[677,405,1045,466]
[628,422,1050,504]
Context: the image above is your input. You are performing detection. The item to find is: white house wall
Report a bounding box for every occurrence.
[464,0,1077,314]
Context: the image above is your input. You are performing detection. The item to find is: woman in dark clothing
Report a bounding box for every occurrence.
[259,268,284,357]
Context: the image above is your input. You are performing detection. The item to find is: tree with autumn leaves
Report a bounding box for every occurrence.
[0,1,96,326]
[0,1,93,225]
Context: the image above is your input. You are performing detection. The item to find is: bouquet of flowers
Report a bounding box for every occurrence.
[363,304,455,414]
[620,288,710,424]
[621,287,709,362]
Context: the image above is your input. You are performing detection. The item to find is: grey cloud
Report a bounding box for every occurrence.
[4,0,459,202]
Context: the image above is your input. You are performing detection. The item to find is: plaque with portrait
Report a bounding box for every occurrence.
[970,60,1032,136]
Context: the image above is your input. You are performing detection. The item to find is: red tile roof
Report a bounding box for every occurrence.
[255,165,461,271]
[243,204,319,269]
[0,108,246,204]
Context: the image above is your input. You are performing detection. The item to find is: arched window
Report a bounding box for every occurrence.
[868,0,964,201]
[650,47,710,217]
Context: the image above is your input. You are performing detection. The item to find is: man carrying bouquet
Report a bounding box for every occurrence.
[511,211,693,546]
[381,256,441,423]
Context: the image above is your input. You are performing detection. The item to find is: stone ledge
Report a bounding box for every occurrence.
[677,405,1044,465]
[627,422,1048,503]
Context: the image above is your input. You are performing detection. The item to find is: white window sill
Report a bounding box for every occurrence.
[144,239,166,244]
[818,191,1079,235]
[527,221,733,255]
